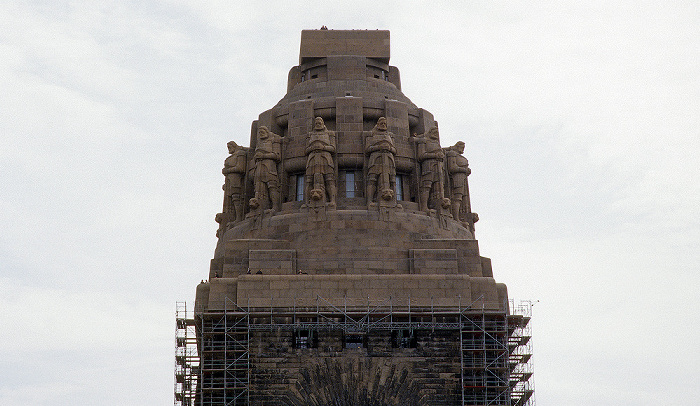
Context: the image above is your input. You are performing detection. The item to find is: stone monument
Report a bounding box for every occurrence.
[175,29,534,406]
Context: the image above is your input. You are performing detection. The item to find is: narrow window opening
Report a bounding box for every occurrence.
[295,174,304,201]
[346,172,355,198]
[340,170,363,198]
[395,174,404,201]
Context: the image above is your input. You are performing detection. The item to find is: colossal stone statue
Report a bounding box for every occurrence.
[414,126,449,212]
[305,117,337,206]
[222,140,248,222]
[365,117,397,203]
[250,126,282,212]
[445,141,471,222]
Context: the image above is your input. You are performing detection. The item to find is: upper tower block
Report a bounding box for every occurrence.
[299,29,390,64]
[286,29,402,94]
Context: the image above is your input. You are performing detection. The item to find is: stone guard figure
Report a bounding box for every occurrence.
[250,126,282,212]
[305,117,337,207]
[445,141,471,222]
[222,140,248,222]
[365,117,397,204]
[414,126,449,212]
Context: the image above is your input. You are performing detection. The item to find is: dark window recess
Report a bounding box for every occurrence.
[396,172,411,201]
[289,173,304,202]
[391,330,417,348]
[296,174,305,201]
[293,330,317,349]
[346,171,356,197]
[311,74,318,79]
[395,174,404,201]
[344,333,366,349]
[340,170,363,198]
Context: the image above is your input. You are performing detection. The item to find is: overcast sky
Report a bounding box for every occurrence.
[1,1,698,405]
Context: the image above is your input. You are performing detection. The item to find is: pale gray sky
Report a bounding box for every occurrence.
[1,1,698,405]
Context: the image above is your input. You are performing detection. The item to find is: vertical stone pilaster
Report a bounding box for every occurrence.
[385,100,411,164]
[285,100,315,201]
[416,108,436,135]
[258,109,279,135]
[335,97,364,160]
[288,99,315,138]
[384,99,409,138]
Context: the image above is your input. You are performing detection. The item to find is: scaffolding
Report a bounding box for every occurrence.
[197,302,250,406]
[508,300,535,406]
[175,302,199,406]
[175,297,534,406]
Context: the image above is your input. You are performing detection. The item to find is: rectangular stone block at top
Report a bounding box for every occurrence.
[300,30,390,64]
[249,249,297,275]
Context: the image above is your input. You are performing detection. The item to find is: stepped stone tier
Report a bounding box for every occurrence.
[183,29,533,406]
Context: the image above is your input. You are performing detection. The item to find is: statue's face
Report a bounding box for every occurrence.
[314,117,324,130]
[456,142,465,154]
[258,128,268,139]
[227,142,237,153]
[377,118,387,131]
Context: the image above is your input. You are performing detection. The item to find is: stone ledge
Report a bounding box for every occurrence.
[198,274,507,312]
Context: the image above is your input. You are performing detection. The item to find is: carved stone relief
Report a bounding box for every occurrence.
[222,141,248,222]
[414,126,449,212]
[250,126,282,212]
[365,117,397,204]
[305,117,337,207]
